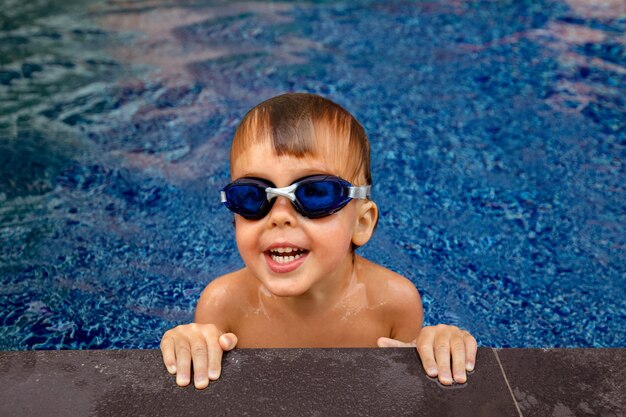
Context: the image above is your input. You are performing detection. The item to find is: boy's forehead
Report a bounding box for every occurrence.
[230,141,361,183]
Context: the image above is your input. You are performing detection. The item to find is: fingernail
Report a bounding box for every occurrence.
[209,370,220,380]
[427,367,438,376]
[466,362,474,372]
[441,374,452,384]
[176,375,189,386]
[167,365,177,374]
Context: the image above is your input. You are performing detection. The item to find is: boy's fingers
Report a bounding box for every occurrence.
[160,335,177,374]
[464,332,478,371]
[415,332,438,378]
[377,337,415,348]
[190,341,209,390]
[207,337,224,382]
[219,333,238,351]
[463,331,478,372]
[174,343,192,387]
[450,334,467,384]
[434,335,453,385]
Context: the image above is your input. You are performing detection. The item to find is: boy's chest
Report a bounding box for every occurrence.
[232,305,390,348]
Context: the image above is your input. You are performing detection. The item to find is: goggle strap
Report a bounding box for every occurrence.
[348,185,371,200]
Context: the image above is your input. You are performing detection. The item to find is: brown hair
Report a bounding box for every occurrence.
[231,93,372,186]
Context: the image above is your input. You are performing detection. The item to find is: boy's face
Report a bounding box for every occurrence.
[230,140,375,299]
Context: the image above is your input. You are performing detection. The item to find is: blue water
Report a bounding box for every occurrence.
[0,0,624,349]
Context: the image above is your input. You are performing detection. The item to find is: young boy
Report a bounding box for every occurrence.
[161,93,477,389]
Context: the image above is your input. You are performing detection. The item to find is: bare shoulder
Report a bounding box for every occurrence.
[356,256,423,340]
[194,268,255,324]
[356,255,422,309]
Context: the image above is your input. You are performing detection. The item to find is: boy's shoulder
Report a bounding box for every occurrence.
[356,256,423,338]
[195,268,257,322]
[356,255,422,309]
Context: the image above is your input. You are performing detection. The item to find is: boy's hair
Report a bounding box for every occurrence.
[231,93,372,186]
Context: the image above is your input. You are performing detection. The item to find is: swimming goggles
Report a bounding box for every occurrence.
[220,174,371,220]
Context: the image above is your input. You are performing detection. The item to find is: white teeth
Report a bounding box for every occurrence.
[270,253,302,264]
[273,247,297,254]
[268,247,307,264]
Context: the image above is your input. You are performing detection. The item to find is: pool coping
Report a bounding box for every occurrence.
[1,348,624,416]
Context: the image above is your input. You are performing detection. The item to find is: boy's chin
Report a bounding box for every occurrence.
[261,277,311,298]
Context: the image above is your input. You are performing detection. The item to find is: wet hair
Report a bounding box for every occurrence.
[231,93,372,186]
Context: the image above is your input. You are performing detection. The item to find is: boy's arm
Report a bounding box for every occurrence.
[160,274,239,389]
[376,276,477,385]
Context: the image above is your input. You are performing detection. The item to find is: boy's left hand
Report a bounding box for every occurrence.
[377,325,477,386]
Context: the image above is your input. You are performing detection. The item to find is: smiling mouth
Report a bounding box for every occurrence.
[267,247,309,264]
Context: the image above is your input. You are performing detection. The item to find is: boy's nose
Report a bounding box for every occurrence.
[267,196,297,227]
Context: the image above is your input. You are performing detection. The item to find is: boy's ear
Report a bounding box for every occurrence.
[352,200,378,247]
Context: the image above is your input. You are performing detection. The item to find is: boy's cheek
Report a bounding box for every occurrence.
[234,224,261,262]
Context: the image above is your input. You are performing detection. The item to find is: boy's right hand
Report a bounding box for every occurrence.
[160,323,238,389]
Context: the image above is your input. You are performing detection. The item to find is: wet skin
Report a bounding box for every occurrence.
[160,142,477,389]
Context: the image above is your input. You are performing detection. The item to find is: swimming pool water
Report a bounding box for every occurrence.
[1,0,624,349]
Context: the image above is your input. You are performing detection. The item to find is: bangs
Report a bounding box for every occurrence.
[231,93,371,185]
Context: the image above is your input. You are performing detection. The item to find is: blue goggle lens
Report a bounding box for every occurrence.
[224,183,267,218]
[222,179,271,220]
[295,178,348,213]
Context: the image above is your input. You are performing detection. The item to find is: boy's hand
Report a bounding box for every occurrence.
[160,323,238,389]
[377,325,477,386]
